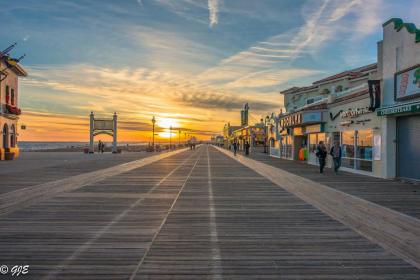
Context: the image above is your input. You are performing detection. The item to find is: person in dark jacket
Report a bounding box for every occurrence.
[330,141,342,174]
[244,141,250,156]
[316,141,327,174]
[232,141,238,156]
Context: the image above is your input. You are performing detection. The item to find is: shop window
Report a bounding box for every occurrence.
[356,130,373,160]
[342,131,355,158]
[340,130,373,172]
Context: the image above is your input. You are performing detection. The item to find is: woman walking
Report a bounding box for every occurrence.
[330,141,342,174]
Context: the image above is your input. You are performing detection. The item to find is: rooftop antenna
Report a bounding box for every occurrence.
[1,42,17,56]
[0,53,26,82]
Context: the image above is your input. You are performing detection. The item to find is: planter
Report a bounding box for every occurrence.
[4,152,15,161]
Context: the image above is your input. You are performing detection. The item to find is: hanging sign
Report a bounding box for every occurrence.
[395,64,420,101]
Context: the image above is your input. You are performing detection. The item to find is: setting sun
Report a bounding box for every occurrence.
[157,117,180,129]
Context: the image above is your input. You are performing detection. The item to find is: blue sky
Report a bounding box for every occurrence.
[1,0,420,140]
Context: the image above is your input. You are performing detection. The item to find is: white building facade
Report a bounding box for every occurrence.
[377,18,420,181]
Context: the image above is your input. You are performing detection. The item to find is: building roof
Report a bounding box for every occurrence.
[383,18,420,43]
[0,53,27,77]
[313,63,376,85]
[280,63,376,96]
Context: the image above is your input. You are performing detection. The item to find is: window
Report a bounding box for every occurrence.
[5,85,10,104]
[342,131,355,158]
[356,130,373,171]
[10,125,16,147]
[11,89,15,105]
[340,130,373,172]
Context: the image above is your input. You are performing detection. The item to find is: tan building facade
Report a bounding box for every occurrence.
[0,53,27,160]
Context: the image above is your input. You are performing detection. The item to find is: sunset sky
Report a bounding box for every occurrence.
[2,0,420,142]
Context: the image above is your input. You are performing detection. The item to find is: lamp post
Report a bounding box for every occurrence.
[169,125,172,150]
[264,115,270,153]
[178,128,181,146]
[151,116,156,151]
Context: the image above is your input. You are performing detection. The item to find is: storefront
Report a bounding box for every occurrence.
[378,18,420,180]
[328,95,382,176]
[306,124,326,165]
[267,114,280,158]
[279,108,326,161]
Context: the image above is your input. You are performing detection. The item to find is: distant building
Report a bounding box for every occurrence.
[0,50,27,160]
[274,63,380,176]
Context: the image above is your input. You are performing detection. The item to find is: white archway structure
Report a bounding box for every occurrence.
[89,111,118,153]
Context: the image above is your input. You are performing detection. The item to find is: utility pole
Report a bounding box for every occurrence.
[151,116,156,151]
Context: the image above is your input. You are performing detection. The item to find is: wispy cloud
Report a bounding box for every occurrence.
[208,0,219,27]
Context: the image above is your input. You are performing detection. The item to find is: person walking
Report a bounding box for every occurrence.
[316,141,327,174]
[98,140,103,154]
[232,141,238,156]
[245,141,250,156]
[330,141,342,174]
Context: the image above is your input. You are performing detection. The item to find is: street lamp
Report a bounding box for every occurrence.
[151,116,156,151]
[169,125,172,150]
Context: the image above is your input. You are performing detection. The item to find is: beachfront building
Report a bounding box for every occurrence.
[377,18,420,181]
[232,122,266,151]
[0,50,27,160]
[276,63,382,176]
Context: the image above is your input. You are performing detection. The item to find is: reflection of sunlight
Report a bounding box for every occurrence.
[157,117,179,129]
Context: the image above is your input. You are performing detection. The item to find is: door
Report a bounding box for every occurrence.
[397,115,420,181]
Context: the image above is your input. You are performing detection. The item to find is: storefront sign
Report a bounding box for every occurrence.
[280,111,323,129]
[280,113,302,129]
[305,124,323,134]
[368,80,381,111]
[341,107,372,119]
[395,64,420,101]
[302,112,322,123]
[377,103,420,116]
[293,127,303,136]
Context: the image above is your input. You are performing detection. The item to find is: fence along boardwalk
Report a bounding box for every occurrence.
[0,146,419,279]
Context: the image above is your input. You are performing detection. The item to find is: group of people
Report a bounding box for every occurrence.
[316,141,342,174]
[97,140,106,154]
[231,140,250,156]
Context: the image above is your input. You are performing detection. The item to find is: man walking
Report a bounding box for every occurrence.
[330,141,342,174]
[316,141,327,174]
[232,140,238,156]
[245,141,250,156]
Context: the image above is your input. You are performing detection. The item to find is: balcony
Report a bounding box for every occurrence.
[1,104,22,116]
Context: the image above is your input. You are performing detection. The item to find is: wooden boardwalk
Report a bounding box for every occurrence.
[0,146,419,279]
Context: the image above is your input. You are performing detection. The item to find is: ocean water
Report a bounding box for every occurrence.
[18,141,149,151]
